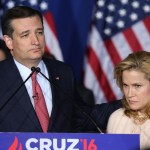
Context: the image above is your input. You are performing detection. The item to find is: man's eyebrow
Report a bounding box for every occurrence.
[19,28,44,35]
[36,28,44,31]
[20,30,30,35]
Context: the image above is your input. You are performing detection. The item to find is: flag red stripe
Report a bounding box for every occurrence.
[44,12,57,37]
[143,16,150,35]
[104,40,121,65]
[45,45,51,54]
[123,28,143,51]
[87,46,116,101]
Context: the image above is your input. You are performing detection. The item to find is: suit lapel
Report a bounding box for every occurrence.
[16,85,42,131]
[4,58,42,131]
[43,59,65,131]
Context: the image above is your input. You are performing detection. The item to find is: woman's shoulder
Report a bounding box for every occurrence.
[110,108,124,118]
[107,108,125,133]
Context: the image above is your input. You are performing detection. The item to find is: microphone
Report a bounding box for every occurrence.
[0,67,36,112]
[35,67,103,133]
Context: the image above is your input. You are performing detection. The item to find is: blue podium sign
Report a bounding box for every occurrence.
[0,133,139,150]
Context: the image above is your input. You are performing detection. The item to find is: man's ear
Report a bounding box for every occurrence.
[3,35,13,50]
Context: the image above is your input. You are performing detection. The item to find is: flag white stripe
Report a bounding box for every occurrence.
[132,21,150,52]
[84,59,107,103]
[43,18,64,61]
[84,26,122,103]
[112,33,132,59]
[89,26,122,99]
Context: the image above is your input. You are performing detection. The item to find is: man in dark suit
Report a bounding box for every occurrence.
[0,5,122,133]
[0,39,10,61]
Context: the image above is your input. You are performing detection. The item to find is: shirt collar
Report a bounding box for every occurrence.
[14,58,46,81]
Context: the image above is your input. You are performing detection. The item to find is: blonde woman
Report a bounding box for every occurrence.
[107,51,150,150]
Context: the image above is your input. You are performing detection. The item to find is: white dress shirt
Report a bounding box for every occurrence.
[14,59,52,116]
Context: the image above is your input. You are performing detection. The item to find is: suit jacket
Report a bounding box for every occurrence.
[0,56,85,132]
[77,100,123,133]
[0,56,122,133]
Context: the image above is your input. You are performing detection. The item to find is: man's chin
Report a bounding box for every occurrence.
[32,54,43,59]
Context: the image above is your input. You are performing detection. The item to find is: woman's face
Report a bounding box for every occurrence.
[122,70,150,112]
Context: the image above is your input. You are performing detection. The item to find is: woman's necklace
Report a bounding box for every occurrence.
[133,112,149,125]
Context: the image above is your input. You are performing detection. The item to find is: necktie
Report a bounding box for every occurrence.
[31,71,49,132]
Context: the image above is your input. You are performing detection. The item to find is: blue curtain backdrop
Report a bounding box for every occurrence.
[49,0,94,80]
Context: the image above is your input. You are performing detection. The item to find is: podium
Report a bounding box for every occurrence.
[0,133,140,150]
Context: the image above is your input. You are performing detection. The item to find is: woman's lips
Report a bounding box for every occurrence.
[128,100,138,104]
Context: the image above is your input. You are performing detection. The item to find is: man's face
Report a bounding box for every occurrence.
[4,15,45,67]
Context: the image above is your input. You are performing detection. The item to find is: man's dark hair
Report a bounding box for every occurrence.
[1,6,43,38]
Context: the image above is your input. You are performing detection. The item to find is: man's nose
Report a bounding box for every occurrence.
[31,34,39,45]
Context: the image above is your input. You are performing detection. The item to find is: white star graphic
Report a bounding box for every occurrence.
[131,1,139,9]
[7,1,15,9]
[143,5,150,13]
[120,0,128,5]
[130,13,138,21]
[106,16,113,23]
[40,1,48,11]
[97,0,105,7]
[108,4,115,11]
[95,11,103,19]
[117,20,125,28]
[30,0,38,6]
[104,28,111,35]
[118,9,127,17]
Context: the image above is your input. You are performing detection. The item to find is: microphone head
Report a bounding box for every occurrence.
[31,67,36,72]
[31,67,40,73]
[36,67,41,73]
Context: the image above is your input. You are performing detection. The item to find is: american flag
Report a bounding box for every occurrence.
[1,0,150,104]
[0,0,63,61]
[84,0,150,104]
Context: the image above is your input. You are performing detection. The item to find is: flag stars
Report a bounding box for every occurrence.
[104,28,111,35]
[95,11,103,19]
[29,0,38,6]
[105,16,113,23]
[97,0,105,7]
[108,4,115,11]
[116,20,125,28]
[131,1,140,9]
[7,1,15,9]
[40,1,48,11]
[143,5,150,13]
[120,0,129,5]
[118,9,127,17]
[130,13,138,21]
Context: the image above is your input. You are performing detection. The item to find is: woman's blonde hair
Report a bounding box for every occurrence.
[114,51,150,118]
